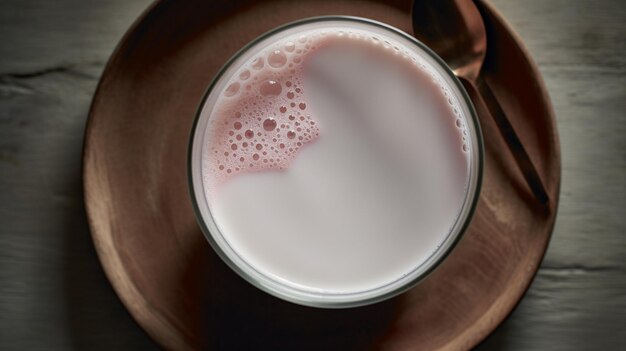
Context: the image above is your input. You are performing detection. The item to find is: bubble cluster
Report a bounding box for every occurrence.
[206,37,321,180]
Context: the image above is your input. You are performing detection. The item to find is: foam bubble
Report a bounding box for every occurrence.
[268,50,287,68]
[224,82,240,97]
[260,80,282,96]
[252,57,264,70]
[239,70,250,80]
[284,41,295,52]
[263,118,277,131]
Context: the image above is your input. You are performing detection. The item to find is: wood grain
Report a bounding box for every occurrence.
[0,0,624,350]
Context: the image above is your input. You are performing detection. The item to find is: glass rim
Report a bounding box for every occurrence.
[188,15,484,308]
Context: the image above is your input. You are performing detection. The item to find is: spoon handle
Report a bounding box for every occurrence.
[460,77,550,205]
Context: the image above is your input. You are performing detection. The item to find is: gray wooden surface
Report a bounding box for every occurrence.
[0,0,624,349]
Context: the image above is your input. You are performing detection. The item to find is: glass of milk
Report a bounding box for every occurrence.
[189,16,483,308]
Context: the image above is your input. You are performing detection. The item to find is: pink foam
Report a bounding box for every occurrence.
[206,47,320,183]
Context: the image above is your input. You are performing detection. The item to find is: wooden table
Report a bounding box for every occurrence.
[1,0,624,349]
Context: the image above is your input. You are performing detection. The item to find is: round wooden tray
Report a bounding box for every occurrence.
[83,0,560,349]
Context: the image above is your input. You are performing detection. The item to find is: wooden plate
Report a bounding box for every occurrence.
[83,0,560,349]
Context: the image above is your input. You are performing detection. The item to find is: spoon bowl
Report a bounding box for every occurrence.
[412,0,486,81]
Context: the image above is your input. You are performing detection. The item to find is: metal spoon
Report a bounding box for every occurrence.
[412,0,549,204]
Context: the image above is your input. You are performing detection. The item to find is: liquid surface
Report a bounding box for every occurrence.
[200,25,471,294]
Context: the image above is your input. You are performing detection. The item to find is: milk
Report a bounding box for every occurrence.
[196,22,475,295]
